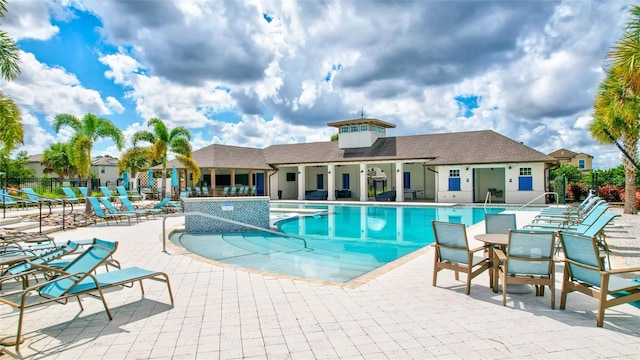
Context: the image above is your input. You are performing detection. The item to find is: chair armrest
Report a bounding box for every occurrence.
[607,267,640,275]
[494,248,507,261]
[469,244,490,253]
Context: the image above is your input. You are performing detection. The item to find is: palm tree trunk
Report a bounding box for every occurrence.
[622,135,639,214]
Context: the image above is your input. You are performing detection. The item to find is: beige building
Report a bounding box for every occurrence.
[548,149,593,172]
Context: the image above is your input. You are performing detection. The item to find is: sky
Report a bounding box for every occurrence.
[0,0,632,169]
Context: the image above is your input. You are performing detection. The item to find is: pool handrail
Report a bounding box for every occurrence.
[514,192,559,211]
[162,211,308,252]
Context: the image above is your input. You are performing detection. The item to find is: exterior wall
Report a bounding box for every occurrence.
[335,165,360,198]
[27,162,46,178]
[274,166,299,199]
[184,197,270,232]
[573,154,593,171]
[338,131,383,148]
[90,165,119,187]
[437,165,474,203]
[504,162,547,204]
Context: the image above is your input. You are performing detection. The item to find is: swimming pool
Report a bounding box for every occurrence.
[171,204,506,283]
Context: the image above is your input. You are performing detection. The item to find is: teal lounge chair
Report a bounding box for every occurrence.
[194,187,202,197]
[229,186,237,196]
[99,186,116,200]
[0,189,28,209]
[201,186,209,196]
[221,186,230,196]
[87,197,133,225]
[22,187,63,207]
[117,196,162,218]
[3,240,81,288]
[154,198,182,213]
[559,232,640,327]
[79,186,88,198]
[0,239,174,350]
[116,186,142,201]
[61,187,83,204]
[98,197,142,223]
[249,185,257,196]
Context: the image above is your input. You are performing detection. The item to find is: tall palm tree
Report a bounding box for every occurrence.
[132,118,200,197]
[53,113,124,209]
[0,91,23,155]
[590,70,640,214]
[118,146,154,177]
[0,0,21,81]
[41,142,76,179]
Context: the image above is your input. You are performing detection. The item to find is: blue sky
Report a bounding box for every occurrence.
[0,0,631,169]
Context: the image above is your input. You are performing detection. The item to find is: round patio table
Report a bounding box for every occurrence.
[474,233,533,294]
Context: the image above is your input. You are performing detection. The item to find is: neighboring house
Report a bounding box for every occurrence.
[91,157,120,187]
[27,154,45,178]
[166,118,558,204]
[548,149,593,172]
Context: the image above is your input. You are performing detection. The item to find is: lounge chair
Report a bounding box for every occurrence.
[0,239,174,350]
[249,185,257,196]
[22,187,63,207]
[221,186,229,196]
[494,230,556,309]
[98,197,142,223]
[79,186,88,198]
[61,187,83,204]
[229,186,238,196]
[0,189,28,209]
[375,191,396,201]
[558,231,640,327]
[524,202,610,230]
[87,197,134,225]
[116,186,142,201]
[531,198,607,226]
[99,186,116,200]
[484,213,517,234]
[431,221,492,295]
[201,186,209,196]
[194,187,202,197]
[115,196,159,219]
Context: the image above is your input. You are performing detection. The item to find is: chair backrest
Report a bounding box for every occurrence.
[38,239,118,298]
[0,189,18,205]
[485,213,517,234]
[100,186,114,198]
[22,187,40,202]
[98,197,119,213]
[432,221,470,264]
[61,187,79,200]
[202,186,209,195]
[230,186,237,195]
[250,185,256,195]
[117,196,135,211]
[506,230,555,275]
[116,186,129,197]
[580,212,620,238]
[8,240,80,275]
[79,187,88,197]
[87,196,107,216]
[195,187,201,195]
[558,232,604,287]
[222,186,229,195]
[154,198,171,209]
[578,203,610,226]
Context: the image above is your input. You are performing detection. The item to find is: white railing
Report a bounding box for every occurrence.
[515,192,559,211]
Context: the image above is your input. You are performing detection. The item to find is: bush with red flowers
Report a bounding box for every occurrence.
[597,185,622,202]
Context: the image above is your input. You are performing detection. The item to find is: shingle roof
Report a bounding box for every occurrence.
[92,157,119,166]
[169,130,557,170]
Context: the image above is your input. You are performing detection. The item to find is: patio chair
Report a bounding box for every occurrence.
[558,231,640,327]
[99,186,116,200]
[229,186,238,196]
[431,221,492,295]
[0,239,174,350]
[0,189,28,209]
[61,187,83,204]
[115,196,157,219]
[201,186,209,196]
[532,198,607,226]
[484,213,517,234]
[564,212,620,270]
[78,186,88,198]
[87,197,134,225]
[494,230,556,309]
[98,197,142,223]
[221,186,230,196]
[194,187,202,197]
[249,185,257,196]
[524,202,609,230]
[116,186,142,201]
[22,187,63,207]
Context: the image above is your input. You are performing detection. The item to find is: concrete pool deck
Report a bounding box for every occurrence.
[1,206,640,359]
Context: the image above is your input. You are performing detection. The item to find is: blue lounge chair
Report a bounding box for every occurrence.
[524,203,610,230]
[0,189,28,209]
[558,231,640,327]
[229,186,238,196]
[98,197,142,223]
[22,187,63,207]
[249,185,257,196]
[79,187,88,198]
[194,187,202,197]
[201,186,209,196]
[61,187,83,204]
[99,186,116,200]
[221,186,229,196]
[115,196,156,219]
[87,197,134,225]
[116,186,142,201]
[154,198,183,212]
[0,239,173,350]
[375,191,396,201]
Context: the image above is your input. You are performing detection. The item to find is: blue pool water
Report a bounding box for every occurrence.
[172,205,505,283]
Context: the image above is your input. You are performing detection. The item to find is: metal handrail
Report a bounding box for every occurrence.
[515,192,559,211]
[161,211,308,253]
[483,191,492,212]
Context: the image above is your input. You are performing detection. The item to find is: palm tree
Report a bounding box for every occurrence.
[590,70,640,214]
[119,146,154,177]
[132,118,200,197]
[53,113,124,209]
[41,142,76,179]
[0,0,21,81]
[0,91,23,155]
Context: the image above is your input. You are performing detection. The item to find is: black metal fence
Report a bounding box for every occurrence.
[3,177,103,192]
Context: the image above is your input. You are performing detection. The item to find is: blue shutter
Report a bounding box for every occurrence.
[448,178,461,191]
[403,172,411,189]
[342,173,350,189]
[518,176,533,191]
[317,174,324,190]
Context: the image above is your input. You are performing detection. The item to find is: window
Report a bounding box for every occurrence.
[518,167,533,191]
[350,125,358,132]
[100,166,105,174]
[403,172,411,189]
[341,126,349,133]
[448,169,461,191]
[342,173,350,189]
[360,124,368,131]
[316,174,324,189]
[578,159,585,169]
[286,172,296,182]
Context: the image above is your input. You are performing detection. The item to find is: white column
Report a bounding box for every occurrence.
[359,163,368,201]
[395,162,404,202]
[327,164,336,201]
[298,165,306,200]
